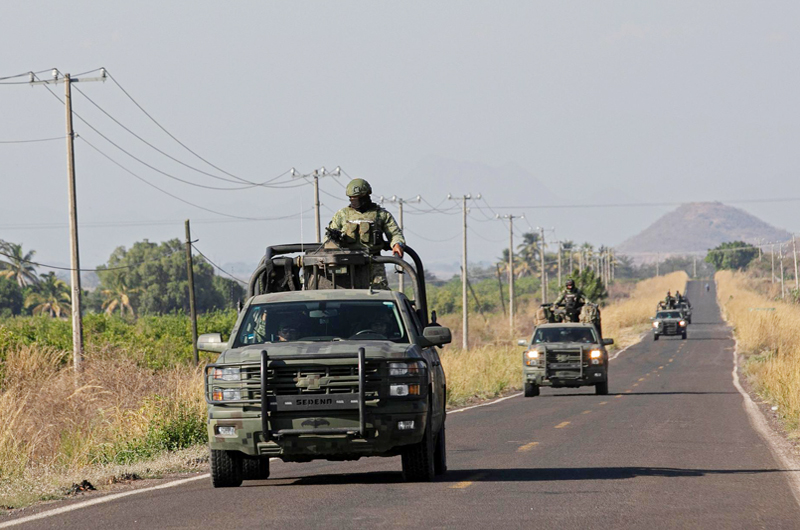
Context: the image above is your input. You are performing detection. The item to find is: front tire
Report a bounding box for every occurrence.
[524,383,540,397]
[595,381,609,395]
[402,411,436,482]
[653,334,660,341]
[242,457,270,481]
[210,449,243,488]
[434,419,447,476]
[682,332,687,340]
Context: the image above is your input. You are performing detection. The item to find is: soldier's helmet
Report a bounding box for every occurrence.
[346,178,372,197]
[566,279,575,289]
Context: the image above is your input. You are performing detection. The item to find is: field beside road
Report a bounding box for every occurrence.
[716,270,800,436]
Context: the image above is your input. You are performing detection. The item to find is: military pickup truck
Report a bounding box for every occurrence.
[519,323,614,397]
[651,309,688,340]
[199,242,450,487]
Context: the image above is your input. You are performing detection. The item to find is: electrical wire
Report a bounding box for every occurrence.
[79,136,313,221]
[0,68,54,84]
[0,248,180,273]
[191,243,248,285]
[468,225,505,243]
[73,83,298,188]
[106,70,281,186]
[0,136,64,144]
[404,228,459,243]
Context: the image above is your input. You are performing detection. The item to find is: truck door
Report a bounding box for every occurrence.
[403,298,443,429]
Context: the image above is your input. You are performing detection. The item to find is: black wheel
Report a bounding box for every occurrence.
[682,332,687,340]
[210,449,243,488]
[242,457,270,481]
[434,418,447,476]
[524,383,540,397]
[401,410,436,482]
[653,334,659,341]
[595,381,609,395]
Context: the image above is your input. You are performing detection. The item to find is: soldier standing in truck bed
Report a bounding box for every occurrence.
[328,178,405,289]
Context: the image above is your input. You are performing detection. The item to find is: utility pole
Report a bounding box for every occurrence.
[568,245,574,274]
[780,244,785,300]
[656,253,660,277]
[771,244,775,284]
[29,68,106,373]
[793,235,798,291]
[185,220,199,365]
[495,264,507,316]
[693,255,697,278]
[498,214,523,333]
[449,194,478,349]
[557,242,562,287]
[382,195,421,292]
[538,227,547,303]
[292,166,341,243]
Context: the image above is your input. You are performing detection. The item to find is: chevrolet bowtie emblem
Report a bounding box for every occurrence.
[296,374,322,390]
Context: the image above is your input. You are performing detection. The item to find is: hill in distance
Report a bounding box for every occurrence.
[616,202,792,257]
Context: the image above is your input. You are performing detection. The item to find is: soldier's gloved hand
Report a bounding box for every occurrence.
[392,244,404,258]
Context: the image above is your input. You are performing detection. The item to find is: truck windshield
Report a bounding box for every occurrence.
[234,300,408,347]
[657,311,682,319]
[532,327,597,344]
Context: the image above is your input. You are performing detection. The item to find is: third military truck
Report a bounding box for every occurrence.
[519,304,614,396]
[199,241,450,487]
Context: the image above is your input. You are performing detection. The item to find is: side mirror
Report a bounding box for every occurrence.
[198,333,227,353]
[602,338,614,346]
[517,339,528,347]
[422,326,452,346]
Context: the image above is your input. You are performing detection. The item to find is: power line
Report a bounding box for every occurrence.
[0,248,180,273]
[191,243,248,285]
[0,136,64,144]
[73,83,298,188]
[79,136,313,221]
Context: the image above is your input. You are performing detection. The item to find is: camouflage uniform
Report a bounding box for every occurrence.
[554,287,587,322]
[328,203,405,289]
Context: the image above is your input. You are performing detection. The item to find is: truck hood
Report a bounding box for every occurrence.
[217,341,420,363]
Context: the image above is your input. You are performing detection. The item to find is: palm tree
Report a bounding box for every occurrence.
[0,242,39,287]
[517,232,541,272]
[101,275,137,316]
[24,272,70,317]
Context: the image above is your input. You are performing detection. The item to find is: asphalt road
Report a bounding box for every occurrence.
[6,281,800,529]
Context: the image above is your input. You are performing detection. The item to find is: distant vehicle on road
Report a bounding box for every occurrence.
[651,310,688,340]
[519,323,614,397]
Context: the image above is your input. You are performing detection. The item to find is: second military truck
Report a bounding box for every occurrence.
[199,242,450,487]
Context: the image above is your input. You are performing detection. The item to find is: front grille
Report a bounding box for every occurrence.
[546,348,583,378]
[264,362,381,396]
[662,322,678,334]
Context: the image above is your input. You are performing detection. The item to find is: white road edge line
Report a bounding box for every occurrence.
[0,474,209,529]
[448,392,523,414]
[609,332,648,361]
[731,342,800,508]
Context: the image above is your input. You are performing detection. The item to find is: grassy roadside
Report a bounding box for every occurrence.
[439,271,688,406]
[0,271,688,508]
[715,270,800,437]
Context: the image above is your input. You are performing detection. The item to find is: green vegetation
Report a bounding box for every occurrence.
[705,241,759,271]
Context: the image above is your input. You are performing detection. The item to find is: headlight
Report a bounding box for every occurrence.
[390,384,420,396]
[589,350,602,359]
[652,322,660,328]
[526,350,540,359]
[679,320,686,326]
[213,367,240,381]
[389,361,425,376]
[212,388,242,401]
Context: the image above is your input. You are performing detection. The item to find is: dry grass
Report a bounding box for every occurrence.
[439,272,689,407]
[716,270,800,436]
[0,345,206,508]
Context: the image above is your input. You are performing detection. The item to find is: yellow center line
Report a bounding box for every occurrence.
[555,421,571,429]
[517,442,539,452]
[599,401,608,405]
[615,394,623,398]
[659,366,664,370]
[451,472,488,489]
[669,358,674,362]
[632,383,639,387]
[625,390,633,393]
[582,410,592,414]
[638,378,645,382]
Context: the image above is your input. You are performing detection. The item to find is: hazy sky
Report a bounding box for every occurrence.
[2,1,799,277]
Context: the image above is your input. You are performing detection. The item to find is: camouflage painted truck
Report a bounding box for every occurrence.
[198,242,451,487]
[519,304,613,396]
